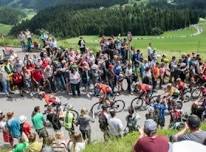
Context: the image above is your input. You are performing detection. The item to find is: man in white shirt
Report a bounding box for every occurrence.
[108,110,123,137]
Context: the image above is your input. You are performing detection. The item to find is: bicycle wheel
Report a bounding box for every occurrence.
[131,97,144,110]
[191,88,202,99]
[90,102,102,117]
[112,100,125,113]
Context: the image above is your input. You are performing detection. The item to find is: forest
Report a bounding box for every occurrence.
[0,7,26,25]
[10,4,200,37]
[0,0,128,10]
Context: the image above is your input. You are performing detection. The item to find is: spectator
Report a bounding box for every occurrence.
[69,68,81,96]
[78,37,86,54]
[41,136,54,152]
[76,108,94,144]
[19,115,31,137]
[68,133,85,152]
[126,107,141,133]
[173,114,206,144]
[6,112,21,140]
[31,106,48,144]
[51,132,68,152]
[133,119,169,152]
[108,110,124,138]
[12,136,28,152]
[98,105,110,141]
[171,140,206,152]
[27,132,43,152]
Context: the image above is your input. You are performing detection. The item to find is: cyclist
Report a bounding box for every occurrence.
[191,86,206,120]
[135,82,153,102]
[176,78,186,99]
[164,83,180,100]
[39,92,61,106]
[95,83,112,106]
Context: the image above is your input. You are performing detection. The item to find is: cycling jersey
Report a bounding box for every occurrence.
[139,83,152,93]
[99,84,112,95]
[43,94,60,105]
[177,81,185,91]
[167,87,180,96]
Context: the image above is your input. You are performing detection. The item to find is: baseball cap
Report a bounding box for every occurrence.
[144,119,157,132]
[19,115,27,124]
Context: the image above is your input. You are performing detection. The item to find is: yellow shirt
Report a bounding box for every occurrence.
[26,141,43,152]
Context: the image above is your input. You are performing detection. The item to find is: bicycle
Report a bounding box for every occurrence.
[44,103,79,121]
[90,94,125,118]
[130,91,159,111]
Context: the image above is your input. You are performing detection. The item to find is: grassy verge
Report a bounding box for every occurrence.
[0,24,13,35]
[84,123,206,152]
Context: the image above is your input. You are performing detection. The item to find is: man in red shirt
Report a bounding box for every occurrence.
[31,66,44,92]
[19,115,31,137]
[133,119,169,152]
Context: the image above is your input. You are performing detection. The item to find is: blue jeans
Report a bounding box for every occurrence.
[0,79,9,95]
[55,75,66,90]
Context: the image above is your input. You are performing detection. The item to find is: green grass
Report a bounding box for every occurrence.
[84,123,206,152]
[58,19,206,59]
[0,23,13,35]
[1,19,206,60]
[0,124,205,152]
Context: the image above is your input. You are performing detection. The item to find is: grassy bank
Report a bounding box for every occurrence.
[0,24,13,35]
[1,20,206,59]
[84,123,206,152]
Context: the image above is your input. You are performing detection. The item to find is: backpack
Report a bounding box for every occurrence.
[12,72,23,85]
[98,113,108,131]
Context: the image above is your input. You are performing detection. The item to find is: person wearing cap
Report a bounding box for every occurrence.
[19,115,31,137]
[133,119,169,152]
[76,108,94,144]
[173,114,206,144]
[107,110,123,138]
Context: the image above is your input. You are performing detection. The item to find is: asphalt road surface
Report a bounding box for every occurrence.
[0,47,194,143]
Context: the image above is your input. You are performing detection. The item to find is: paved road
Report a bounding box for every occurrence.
[0,47,194,142]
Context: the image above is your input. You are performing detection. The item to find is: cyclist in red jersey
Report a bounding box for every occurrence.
[135,82,152,98]
[176,78,186,99]
[39,92,61,106]
[95,83,112,105]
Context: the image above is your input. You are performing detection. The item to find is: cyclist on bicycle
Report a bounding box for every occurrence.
[39,92,61,106]
[164,83,180,100]
[95,83,112,105]
[176,78,186,99]
[135,82,152,99]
